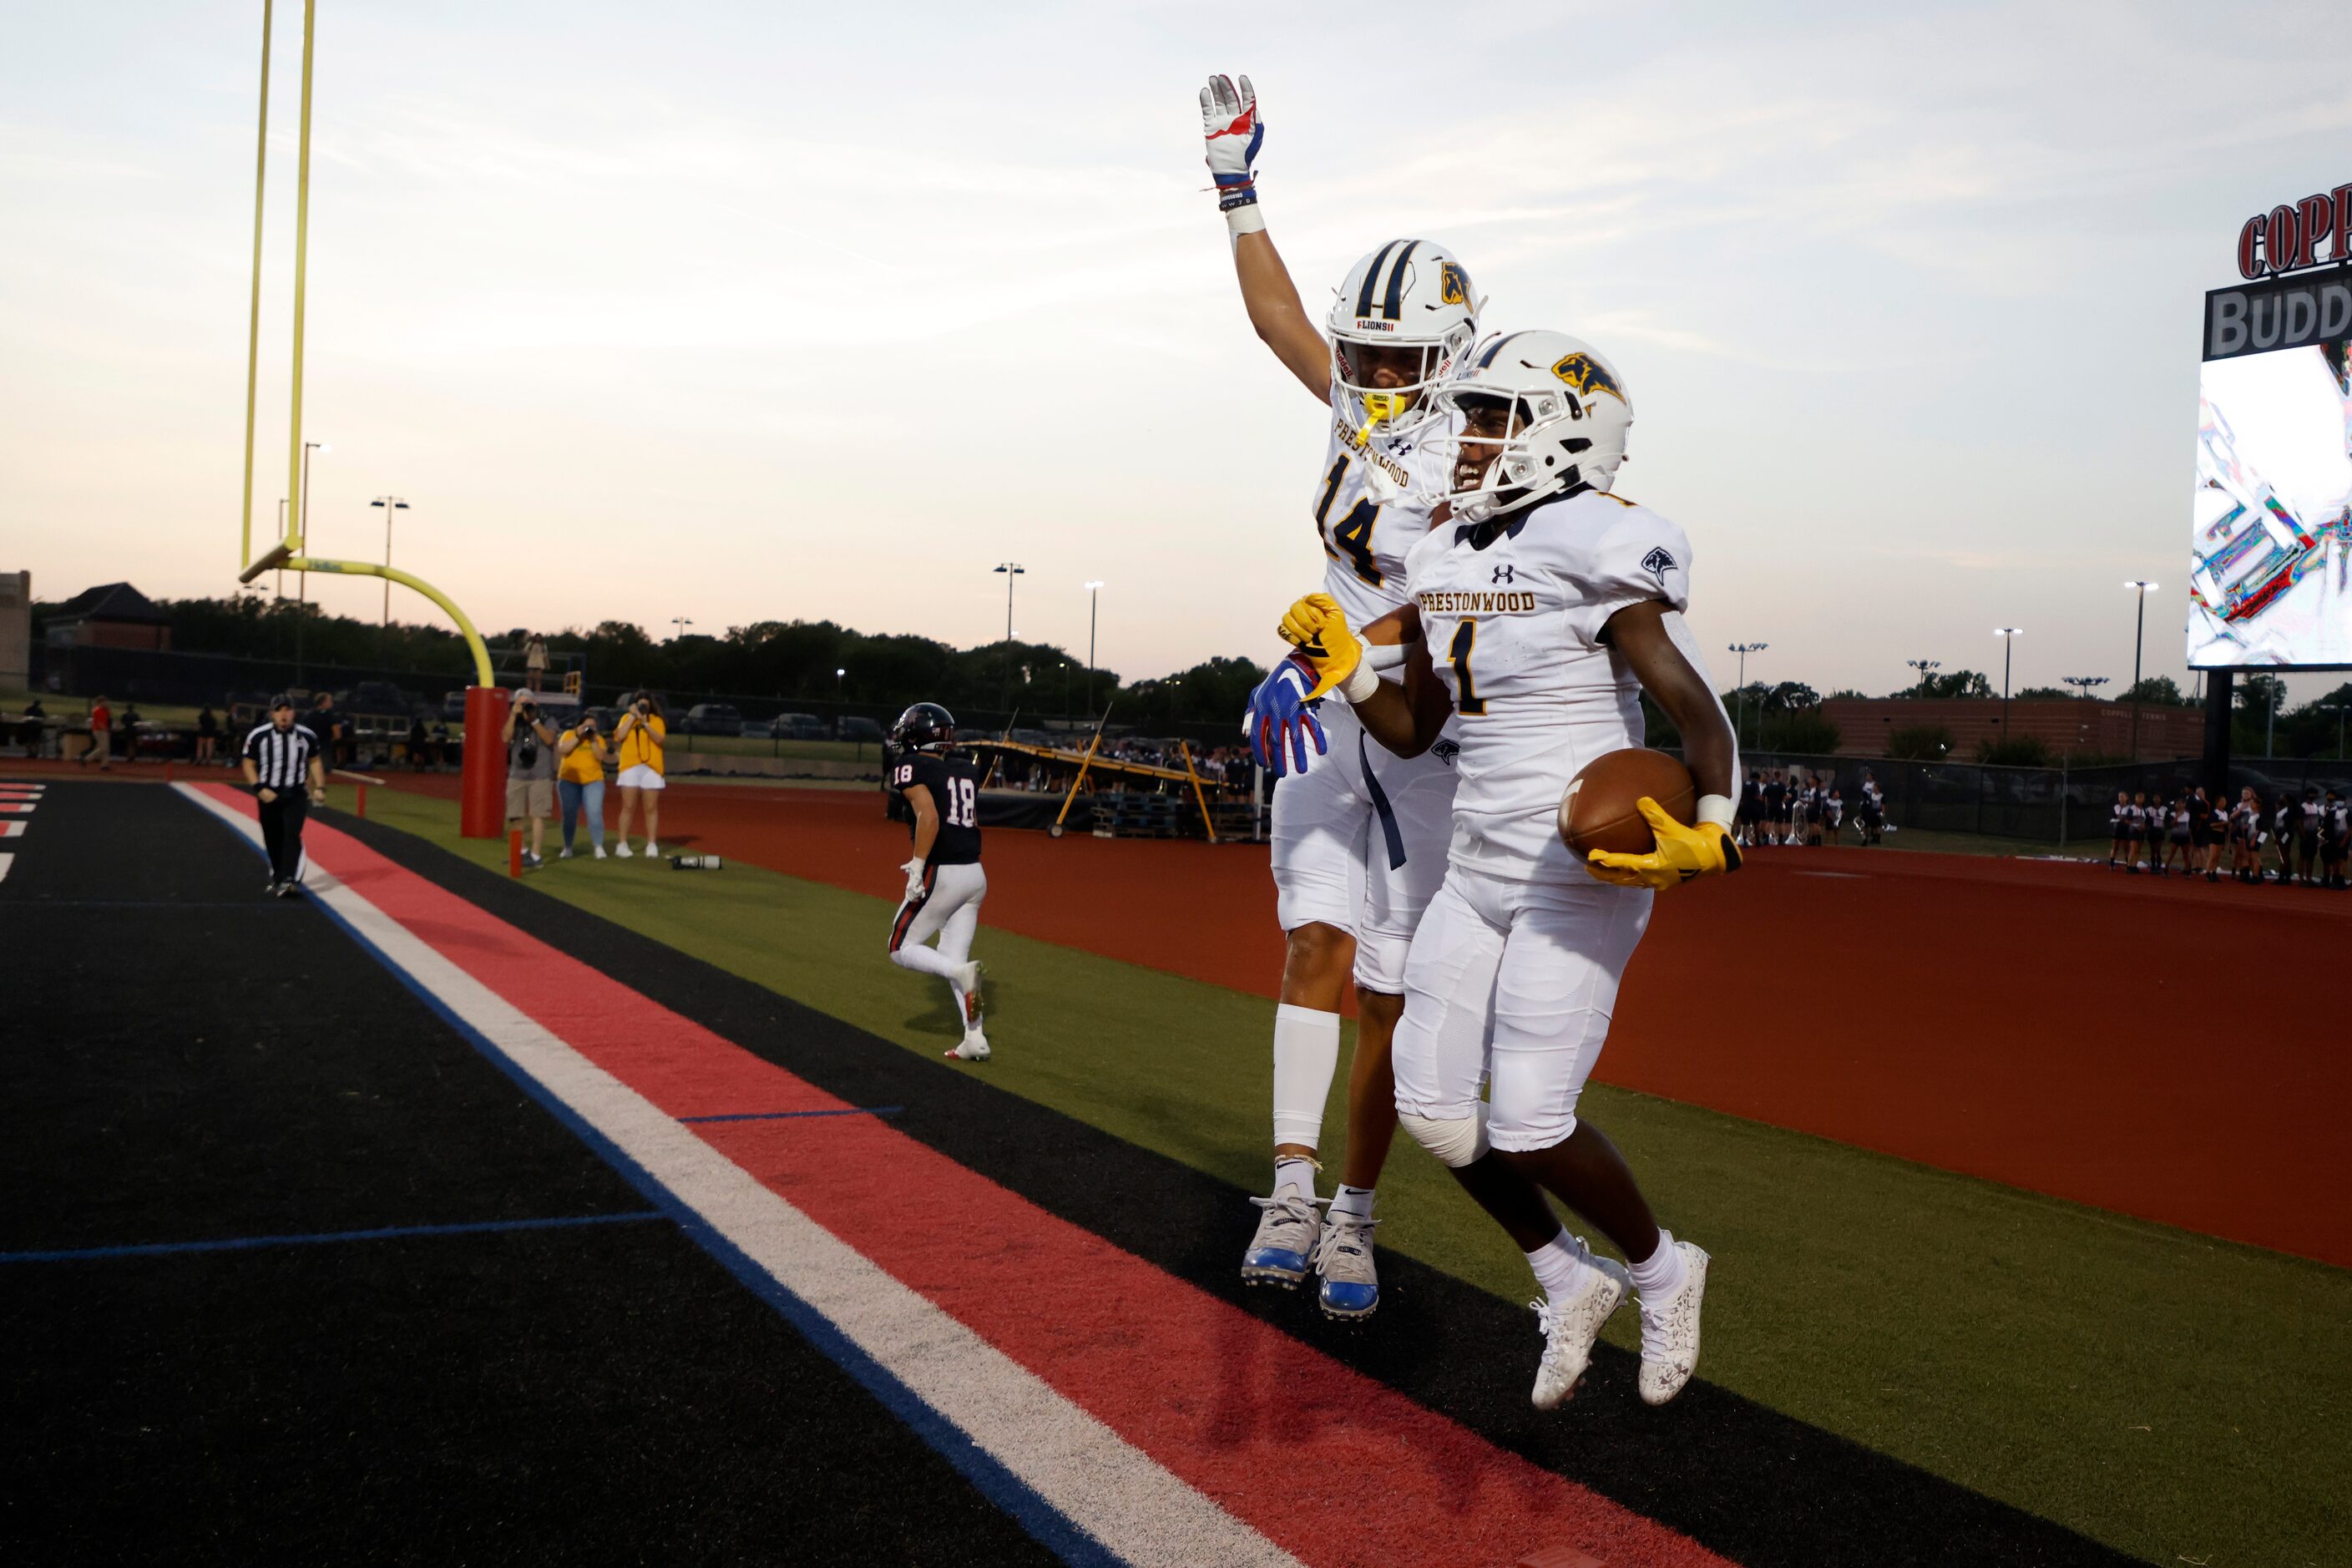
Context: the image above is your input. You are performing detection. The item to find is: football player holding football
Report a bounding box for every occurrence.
[1272,331,1738,1409]
[1203,72,1479,1318]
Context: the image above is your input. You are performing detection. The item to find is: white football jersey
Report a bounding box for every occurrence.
[1404,488,1694,882]
[1310,407,1453,630]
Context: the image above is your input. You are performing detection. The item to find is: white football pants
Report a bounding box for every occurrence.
[1391,863,1651,1154]
[889,862,986,1019]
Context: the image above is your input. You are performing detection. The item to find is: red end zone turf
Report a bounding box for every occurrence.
[368,775,2352,1267]
[215,785,1726,1568]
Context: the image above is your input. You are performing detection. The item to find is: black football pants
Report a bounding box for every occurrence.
[258,791,309,883]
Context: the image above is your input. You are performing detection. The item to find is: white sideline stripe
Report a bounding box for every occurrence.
[0,852,11,883]
[170,784,1298,1568]
[1,820,22,838]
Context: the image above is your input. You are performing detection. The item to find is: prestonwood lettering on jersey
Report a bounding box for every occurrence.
[1416,589,1541,615]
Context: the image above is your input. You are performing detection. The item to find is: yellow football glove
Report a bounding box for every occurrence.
[1277,593,1365,701]
[1585,798,1743,890]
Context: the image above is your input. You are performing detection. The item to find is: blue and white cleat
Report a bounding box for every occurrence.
[1313,1211,1379,1319]
[1241,1190,1322,1287]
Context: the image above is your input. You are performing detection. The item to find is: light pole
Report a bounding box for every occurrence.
[994,563,1026,715]
[296,439,326,683]
[1905,658,1940,696]
[2265,675,2281,759]
[2062,676,2108,698]
[1994,629,2023,735]
[371,495,407,645]
[1085,580,1105,717]
[1727,642,1766,748]
[2124,581,2157,760]
[670,617,693,641]
[2323,702,2348,760]
[835,666,846,699]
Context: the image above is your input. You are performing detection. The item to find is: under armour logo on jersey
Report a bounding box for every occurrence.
[1491,564,1516,584]
[1641,547,1677,580]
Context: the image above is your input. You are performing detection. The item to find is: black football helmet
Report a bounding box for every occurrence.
[890,702,955,751]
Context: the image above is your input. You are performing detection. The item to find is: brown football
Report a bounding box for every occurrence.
[1558,748,1698,857]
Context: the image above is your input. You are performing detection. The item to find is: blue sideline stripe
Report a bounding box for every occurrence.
[2,1211,665,1264]
[679,1105,903,1125]
[181,792,1120,1568]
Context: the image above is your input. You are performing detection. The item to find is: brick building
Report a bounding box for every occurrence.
[1816,696,2203,762]
[43,582,170,652]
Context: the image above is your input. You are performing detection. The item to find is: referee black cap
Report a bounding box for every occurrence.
[270,693,295,711]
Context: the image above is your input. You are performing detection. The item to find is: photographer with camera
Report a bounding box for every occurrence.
[611,690,667,858]
[503,690,559,871]
[557,710,615,859]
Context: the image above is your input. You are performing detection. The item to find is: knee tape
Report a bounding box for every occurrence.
[1399,1109,1489,1169]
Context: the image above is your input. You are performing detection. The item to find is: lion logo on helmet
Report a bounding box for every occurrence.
[1550,352,1625,404]
[1439,261,1474,310]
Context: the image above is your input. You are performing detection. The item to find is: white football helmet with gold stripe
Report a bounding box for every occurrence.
[1427,330,1634,524]
[1326,239,1481,435]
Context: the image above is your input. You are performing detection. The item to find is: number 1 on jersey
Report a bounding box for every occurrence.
[1449,620,1486,715]
[1313,455,1384,588]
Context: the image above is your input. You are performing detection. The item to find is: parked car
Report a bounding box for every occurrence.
[348,680,411,716]
[739,719,776,740]
[683,702,743,736]
[776,712,827,741]
[442,690,469,721]
[836,715,883,744]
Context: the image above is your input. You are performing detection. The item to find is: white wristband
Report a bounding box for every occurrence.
[1338,661,1381,705]
[1697,794,1735,831]
[1225,200,1267,241]
[1364,638,1417,671]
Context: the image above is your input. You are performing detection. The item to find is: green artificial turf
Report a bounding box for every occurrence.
[353,788,2349,1568]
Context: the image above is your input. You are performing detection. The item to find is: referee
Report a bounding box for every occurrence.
[242,695,327,896]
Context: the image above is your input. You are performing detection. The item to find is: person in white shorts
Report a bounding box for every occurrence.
[1272,330,1740,1411]
[610,690,667,857]
[1205,72,1476,1318]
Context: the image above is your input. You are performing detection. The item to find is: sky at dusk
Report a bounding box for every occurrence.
[7,0,2352,700]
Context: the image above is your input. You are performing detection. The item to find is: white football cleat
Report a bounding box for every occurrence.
[645,840,660,857]
[1312,1211,1379,1319]
[1241,1189,1323,1288]
[946,1033,990,1062]
[1530,1238,1631,1410]
[614,842,634,858]
[1636,1239,1710,1406]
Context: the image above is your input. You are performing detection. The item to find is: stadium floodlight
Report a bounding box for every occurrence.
[2324,702,2349,760]
[1904,657,1942,697]
[670,616,693,640]
[994,564,1027,713]
[2123,582,2159,760]
[1727,642,1767,749]
[1993,629,2023,734]
[370,497,408,633]
[2062,675,2109,699]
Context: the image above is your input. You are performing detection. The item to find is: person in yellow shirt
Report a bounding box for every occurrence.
[556,711,614,859]
[611,691,667,858]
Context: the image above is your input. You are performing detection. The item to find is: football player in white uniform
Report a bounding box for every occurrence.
[1270,331,1740,1409]
[1201,73,1475,1318]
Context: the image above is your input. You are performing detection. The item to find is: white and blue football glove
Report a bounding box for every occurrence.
[1242,653,1325,776]
[1199,73,1266,234]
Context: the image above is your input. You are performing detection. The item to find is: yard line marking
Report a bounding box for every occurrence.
[0,852,12,883]
[1,820,22,837]
[0,1211,667,1263]
[175,782,1297,1568]
[0,803,33,815]
[679,1105,903,1124]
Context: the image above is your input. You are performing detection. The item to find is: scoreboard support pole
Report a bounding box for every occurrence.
[2202,669,2234,802]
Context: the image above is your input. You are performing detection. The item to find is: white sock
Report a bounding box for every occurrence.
[1330,1184,1375,1222]
[1628,1228,1687,1298]
[1271,1003,1341,1150]
[1273,1156,1318,1202]
[1525,1232,1592,1301]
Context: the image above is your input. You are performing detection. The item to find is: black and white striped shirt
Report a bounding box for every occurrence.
[244,721,321,789]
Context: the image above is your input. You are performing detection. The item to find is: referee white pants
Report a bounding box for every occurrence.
[889,862,985,1009]
[1392,863,1651,1154]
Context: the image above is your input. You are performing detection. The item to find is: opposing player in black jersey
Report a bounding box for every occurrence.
[886,702,990,1061]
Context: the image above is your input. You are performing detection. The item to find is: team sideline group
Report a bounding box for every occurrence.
[2111,784,2352,887]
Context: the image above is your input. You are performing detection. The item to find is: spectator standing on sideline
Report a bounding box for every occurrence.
[1737,771,1763,848]
[195,704,220,765]
[611,691,667,858]
[83,695,112,771]
[119,702,144,763]
[557,711,613,859]
[242,695,326,896]
[504,691,558,871]
[1859,769,1885,844]
[2108,790,2131,869]
[310,690,344,771]
[406,713,430,770]
[525,634,549,692]
[19,697,44,756]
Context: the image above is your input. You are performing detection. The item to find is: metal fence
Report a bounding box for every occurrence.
[1737,751,2352,846]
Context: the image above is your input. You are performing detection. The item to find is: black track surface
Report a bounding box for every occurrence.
[0,785,1062,1567]
[322,805,2145,1568]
